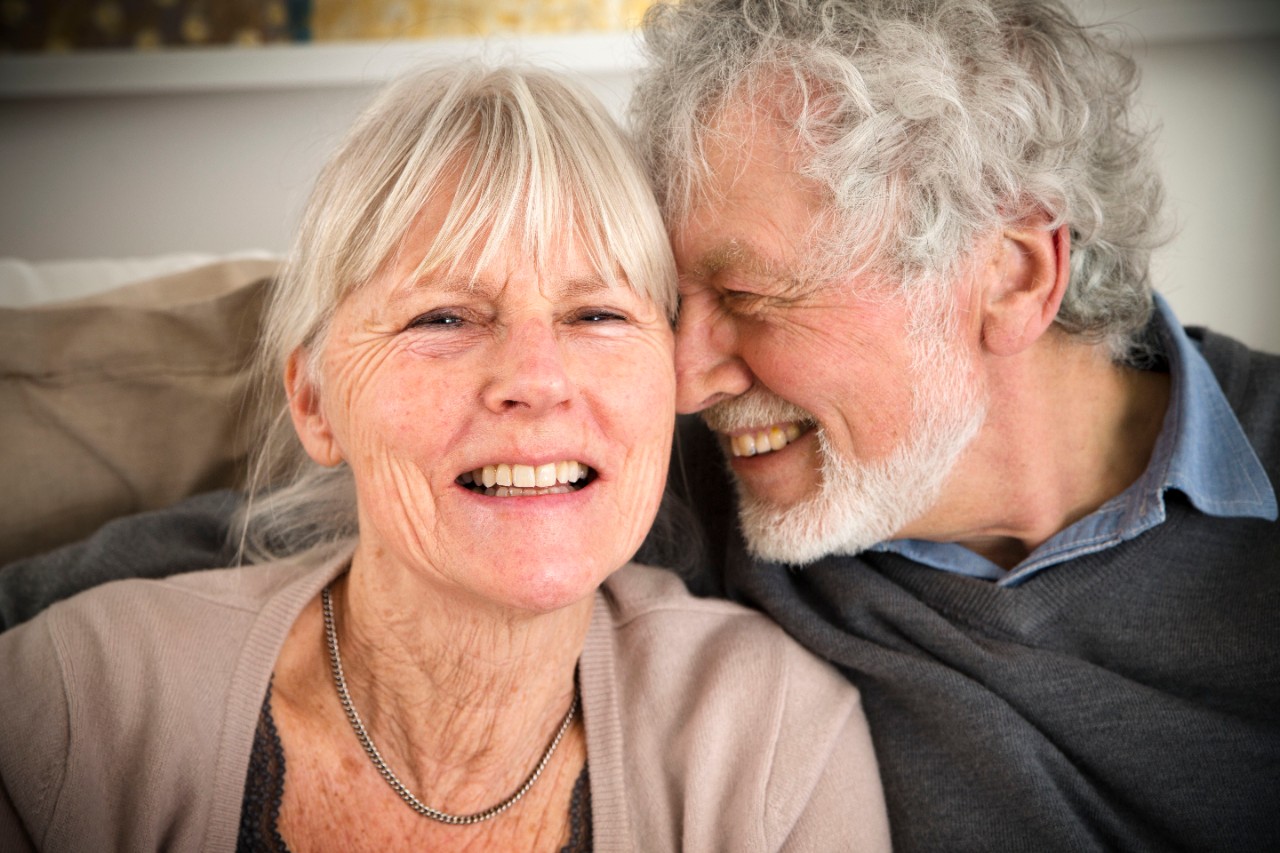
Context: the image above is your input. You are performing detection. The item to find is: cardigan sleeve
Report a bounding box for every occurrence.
[767,637,891,850]
[0,614,71,851]
[595,563,892,851]
[0,779,38,853]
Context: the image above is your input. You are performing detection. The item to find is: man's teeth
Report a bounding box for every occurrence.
[729,423,804,458]
[457,461,591,496]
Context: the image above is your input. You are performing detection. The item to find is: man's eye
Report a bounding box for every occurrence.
[721,289,766,313]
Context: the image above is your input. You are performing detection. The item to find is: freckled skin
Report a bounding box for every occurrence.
[294,202,676,618]
[276,193,675,850]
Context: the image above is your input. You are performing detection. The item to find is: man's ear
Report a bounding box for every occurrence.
[980,221,1069,356]
[285,348,343,467]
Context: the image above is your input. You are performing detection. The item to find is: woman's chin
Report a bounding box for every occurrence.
[476,558,616,617]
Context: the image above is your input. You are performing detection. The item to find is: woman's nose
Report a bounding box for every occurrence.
[674,292,753,413]
[482,320,573,414]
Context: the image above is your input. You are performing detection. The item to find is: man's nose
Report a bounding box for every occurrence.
[482,320,573,415]
[674,293,753,413]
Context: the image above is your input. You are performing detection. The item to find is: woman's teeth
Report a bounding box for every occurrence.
[729,422,804,457]
[458,461,592,496]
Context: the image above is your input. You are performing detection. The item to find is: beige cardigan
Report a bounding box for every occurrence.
[0,554,890,852]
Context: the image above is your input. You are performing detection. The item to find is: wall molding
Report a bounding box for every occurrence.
[0,32,644,98]
[0,1,1276,99]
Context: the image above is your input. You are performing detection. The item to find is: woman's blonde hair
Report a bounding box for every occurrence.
[237,63,677,563]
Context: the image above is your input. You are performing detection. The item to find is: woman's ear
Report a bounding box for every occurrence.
[980,221,1070,356]
[285,348,343,467]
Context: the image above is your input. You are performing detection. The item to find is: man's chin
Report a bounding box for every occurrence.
[734,489,896,566]
[729,417,973,566]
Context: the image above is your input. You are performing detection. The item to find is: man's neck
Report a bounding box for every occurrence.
[903,332,1171,569]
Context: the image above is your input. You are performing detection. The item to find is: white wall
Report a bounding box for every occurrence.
[0,35,638,262]
[0,85,372,260]
[1140,37,1280,353]
[0,5,1277,351]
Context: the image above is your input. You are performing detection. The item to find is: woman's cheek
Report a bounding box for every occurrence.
[613,347,677,535]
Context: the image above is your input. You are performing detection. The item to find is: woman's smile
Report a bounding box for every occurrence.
[457,460,595,496]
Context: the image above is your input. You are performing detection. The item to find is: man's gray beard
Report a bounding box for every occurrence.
[704,322,987,566]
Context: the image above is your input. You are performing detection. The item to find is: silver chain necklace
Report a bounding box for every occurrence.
[321,584,579,825]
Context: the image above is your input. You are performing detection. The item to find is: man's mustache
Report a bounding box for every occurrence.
[699,386,816,434]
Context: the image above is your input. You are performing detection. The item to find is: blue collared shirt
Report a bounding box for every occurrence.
[872,294,1278,586]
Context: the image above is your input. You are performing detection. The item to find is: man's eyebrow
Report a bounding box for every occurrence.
[695,240,793,287]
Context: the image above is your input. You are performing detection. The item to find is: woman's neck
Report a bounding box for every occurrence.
[318,548,592,814]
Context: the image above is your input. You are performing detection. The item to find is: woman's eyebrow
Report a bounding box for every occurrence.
[388,274,495,305]
[388,273,615,304]
[555,275,614,299]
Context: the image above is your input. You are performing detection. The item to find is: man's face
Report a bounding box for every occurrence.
[671,100,988,563]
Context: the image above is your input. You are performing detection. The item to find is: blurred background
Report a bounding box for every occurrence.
[1,0,1277,351]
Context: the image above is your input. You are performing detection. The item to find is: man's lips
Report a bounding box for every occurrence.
[457,460,595,496]
[722,421,812,457]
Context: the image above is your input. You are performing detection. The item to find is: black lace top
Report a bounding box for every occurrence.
[236,682,593,852]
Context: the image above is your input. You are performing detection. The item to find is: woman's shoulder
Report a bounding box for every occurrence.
[588,563,885,851]
[2,553,349,717]
[603,562,849,674]
[603,560,768,617]
[11,558,324,651]
[600,561,859,709]
[0,556,334,738]
[0,552,348,852]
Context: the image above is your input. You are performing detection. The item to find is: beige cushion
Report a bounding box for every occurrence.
[0,258,278,564]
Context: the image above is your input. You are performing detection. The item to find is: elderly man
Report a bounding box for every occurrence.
[3,1,1277,850]
[633,0,1280,850]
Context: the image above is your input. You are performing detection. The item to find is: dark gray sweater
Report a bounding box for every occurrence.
[665,327,1280,852]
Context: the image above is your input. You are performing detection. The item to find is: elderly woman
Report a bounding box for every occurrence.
[0,66,889,851]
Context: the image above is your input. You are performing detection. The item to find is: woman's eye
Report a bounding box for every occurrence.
[408,311,465,329]
[574,309,627,323]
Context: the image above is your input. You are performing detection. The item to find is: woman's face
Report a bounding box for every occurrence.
[290,201,675,616]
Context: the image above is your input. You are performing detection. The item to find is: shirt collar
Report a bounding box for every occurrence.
[873,294,1276,584]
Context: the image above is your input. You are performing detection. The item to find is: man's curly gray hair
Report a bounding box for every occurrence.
[632,0,1169,359]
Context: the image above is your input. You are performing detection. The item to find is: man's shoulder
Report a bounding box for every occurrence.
[1190,326,1280,399]
[1193,326,1280,463]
